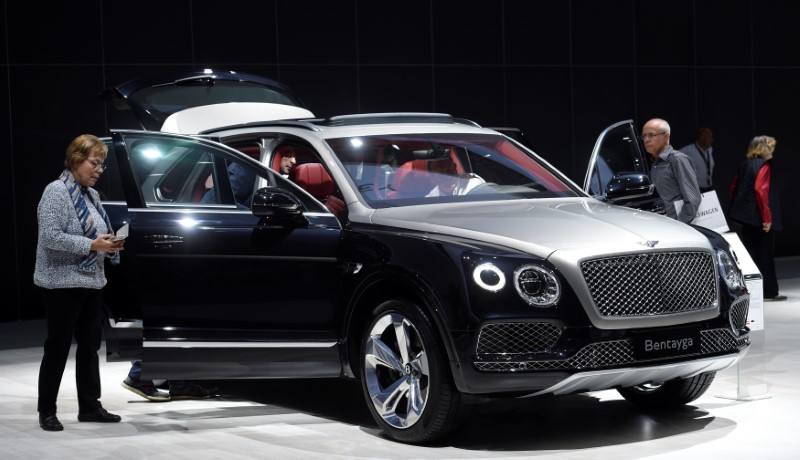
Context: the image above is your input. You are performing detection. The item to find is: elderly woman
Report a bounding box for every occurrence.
[34,134,125,431]
[728,135,785,302]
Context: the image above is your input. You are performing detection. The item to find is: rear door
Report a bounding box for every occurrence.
[110,130,343,380]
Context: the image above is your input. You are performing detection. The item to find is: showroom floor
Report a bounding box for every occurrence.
[2,257,799,460]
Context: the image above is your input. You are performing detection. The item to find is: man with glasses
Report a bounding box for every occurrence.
[641,118,702,224]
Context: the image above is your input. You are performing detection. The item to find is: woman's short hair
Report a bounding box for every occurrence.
[64,134,108,170]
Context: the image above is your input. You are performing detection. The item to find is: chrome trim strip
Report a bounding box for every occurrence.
[108,319,142,329]
[137,254,337,263]
[524,353,742,397]
[143,341,336,349]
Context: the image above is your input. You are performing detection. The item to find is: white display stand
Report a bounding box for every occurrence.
[716,232,771,401]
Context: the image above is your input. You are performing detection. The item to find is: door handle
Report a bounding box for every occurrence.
[143,235,185,245]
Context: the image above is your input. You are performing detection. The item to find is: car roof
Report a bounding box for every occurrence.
[100,68,306,131]
[195,112,495,139]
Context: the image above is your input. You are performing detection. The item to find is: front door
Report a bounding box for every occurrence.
[583,120,663,213]
[111,130,343,380]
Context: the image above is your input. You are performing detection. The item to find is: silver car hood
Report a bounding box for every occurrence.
[368,197,712,260]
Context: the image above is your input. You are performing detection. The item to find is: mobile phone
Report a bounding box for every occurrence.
[112,223,129,242]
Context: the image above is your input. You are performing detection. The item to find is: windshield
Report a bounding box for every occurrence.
[325,133,580,207]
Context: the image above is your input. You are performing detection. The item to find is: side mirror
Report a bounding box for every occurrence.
[252,187,303,219]
[605,172,655,202]
[604,172,664,214]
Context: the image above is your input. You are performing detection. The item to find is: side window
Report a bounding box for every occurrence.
[122,133,327,212]
[199,158,258,208]
[126,136,261,208]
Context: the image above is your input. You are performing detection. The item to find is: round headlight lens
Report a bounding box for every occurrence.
[514,265,560,307]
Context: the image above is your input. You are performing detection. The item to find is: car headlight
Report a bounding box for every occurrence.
[514,265,560,307]
[472,263,507,292]
[716,249,745,290]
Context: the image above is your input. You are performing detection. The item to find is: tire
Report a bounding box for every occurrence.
[617,372,716,409]
[360,299,464,444]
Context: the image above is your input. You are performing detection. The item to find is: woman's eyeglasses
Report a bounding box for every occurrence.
[87,159,107,171]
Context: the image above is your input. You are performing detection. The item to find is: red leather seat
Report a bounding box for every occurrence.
[386,160,433,199]
[237,144,261,160]
[291,163,346,215]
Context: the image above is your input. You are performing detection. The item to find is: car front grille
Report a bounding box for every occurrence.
[474,328,748,372]
[580,251,717,317]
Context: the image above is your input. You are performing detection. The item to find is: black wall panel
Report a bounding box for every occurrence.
[634,0,694,66]
[358,0,432,65]
[102,1,194,65]
[505,67,573,174]
[1,0,797,321]
[192,0,279,65]
[572,0,635,66]
[504,1,570,66]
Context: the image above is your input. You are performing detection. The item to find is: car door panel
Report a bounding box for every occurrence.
[109,131,343,379]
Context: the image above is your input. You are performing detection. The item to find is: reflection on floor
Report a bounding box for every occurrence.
[2,258,799,459]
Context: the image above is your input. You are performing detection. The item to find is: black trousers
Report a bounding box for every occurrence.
[37,287,103,415]
[738,224,780,298]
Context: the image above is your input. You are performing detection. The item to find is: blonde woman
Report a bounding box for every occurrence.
[728,135,785,301]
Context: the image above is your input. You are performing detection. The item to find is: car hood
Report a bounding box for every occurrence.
[368,197,710,260]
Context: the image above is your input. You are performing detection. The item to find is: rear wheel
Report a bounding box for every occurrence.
[360,299,463,443]
[617,372,716,409]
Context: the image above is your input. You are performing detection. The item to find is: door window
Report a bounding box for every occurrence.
[584,122,647,196]
[119,133,328,212]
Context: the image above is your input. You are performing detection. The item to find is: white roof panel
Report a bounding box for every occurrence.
[160,102,315,134]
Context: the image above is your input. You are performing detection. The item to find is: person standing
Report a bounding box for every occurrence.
[728,135,786,301]
[34,134,125,431]
[641,118,702,223]
[679,127,715,192]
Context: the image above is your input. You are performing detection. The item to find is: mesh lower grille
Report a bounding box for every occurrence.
[474,328,748,372]
[729,297,749,332]
[581,251,717,317]
[476,322,562,355]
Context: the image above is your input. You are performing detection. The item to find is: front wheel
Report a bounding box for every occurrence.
[617,372,716,409]
[360,299,464,444]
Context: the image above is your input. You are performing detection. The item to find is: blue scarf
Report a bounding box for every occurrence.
[60,170,113,272]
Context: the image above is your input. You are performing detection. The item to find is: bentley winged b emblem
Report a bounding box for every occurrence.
[638,240,659,248]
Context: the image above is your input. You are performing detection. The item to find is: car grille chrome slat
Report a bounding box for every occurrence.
[581,251,717,317]
[474,328,748,372]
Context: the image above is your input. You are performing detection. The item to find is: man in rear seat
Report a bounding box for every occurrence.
[200,161,256,208]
